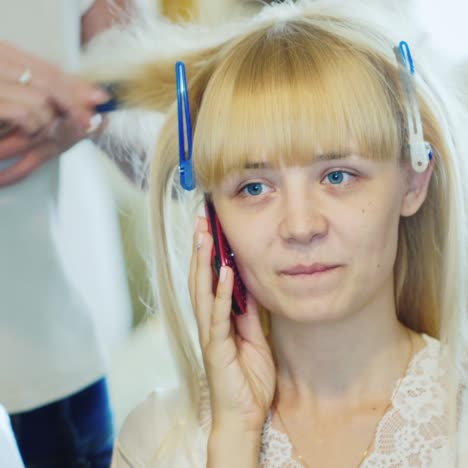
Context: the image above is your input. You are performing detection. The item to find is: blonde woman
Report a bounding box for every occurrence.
[88,1,468,466]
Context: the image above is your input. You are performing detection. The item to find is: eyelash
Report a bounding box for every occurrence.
[322,170,357,186]
[238,182,271,197]
[237,170,358,197]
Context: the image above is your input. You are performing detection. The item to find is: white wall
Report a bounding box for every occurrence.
[412,0,468,62]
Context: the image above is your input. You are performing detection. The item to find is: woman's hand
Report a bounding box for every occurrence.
[189,217,276,438]
[0,41,109,186]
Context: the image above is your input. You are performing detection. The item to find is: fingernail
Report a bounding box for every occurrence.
[86,114,103,134]
[196,232,203,250]
[220,266,227,282]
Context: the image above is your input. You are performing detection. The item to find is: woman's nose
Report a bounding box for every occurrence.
[278,189,328,245]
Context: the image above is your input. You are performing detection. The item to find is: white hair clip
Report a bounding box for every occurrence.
[394,41,432,173]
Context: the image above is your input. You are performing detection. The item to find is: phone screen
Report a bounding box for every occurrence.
[205,200,247,315]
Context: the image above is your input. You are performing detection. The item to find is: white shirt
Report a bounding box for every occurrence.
[0,0,132,412]
[0,405,24,468]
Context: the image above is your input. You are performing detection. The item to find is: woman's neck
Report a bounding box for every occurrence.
[270,290,418,409]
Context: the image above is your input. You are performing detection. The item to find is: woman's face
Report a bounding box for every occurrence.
[212,154,417,323]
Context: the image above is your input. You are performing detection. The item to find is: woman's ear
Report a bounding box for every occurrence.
[400,159,434,217]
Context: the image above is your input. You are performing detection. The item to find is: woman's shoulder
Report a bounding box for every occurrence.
[111,388,208,468]
[111,389,180,467]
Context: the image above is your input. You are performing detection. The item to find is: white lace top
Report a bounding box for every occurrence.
[259,334,449,467]
[112,334,468,467]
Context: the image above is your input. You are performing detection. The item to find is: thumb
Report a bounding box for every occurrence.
[0,131,35,159]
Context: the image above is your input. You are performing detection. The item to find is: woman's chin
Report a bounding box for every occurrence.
[267,295,349,325]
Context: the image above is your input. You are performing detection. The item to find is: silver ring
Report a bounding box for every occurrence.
[18,68,32,85]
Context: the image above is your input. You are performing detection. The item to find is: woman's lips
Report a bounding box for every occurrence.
[280,264,341,275]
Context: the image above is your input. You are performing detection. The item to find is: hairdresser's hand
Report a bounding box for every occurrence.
[190,217,276,438]
[0,41,109,187]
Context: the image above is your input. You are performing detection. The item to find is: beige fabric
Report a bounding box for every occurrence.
[111,389,208,467]
[112,335,467,467]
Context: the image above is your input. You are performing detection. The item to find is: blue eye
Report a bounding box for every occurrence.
[325,171,353,185]
[241,182,265,196]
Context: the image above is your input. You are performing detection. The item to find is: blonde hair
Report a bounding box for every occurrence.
[91,1,467,463]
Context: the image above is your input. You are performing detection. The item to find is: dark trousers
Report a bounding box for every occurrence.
[10,378,114,468]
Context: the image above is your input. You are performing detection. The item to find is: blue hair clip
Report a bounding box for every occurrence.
[395,41,432,172]
[399,41,415,75]
[176,61,196,191]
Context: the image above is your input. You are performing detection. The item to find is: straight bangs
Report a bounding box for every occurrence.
[192,19,404,190]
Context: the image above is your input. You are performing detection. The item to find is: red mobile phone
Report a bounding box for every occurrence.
[205,200,247,315]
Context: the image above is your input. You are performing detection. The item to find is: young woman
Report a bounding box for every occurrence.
[89,1,468,466]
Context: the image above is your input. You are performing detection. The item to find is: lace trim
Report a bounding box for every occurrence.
[259,335,450,467]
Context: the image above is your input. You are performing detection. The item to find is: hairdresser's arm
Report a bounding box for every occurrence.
[81,0,134,45]
[0,42,109,187]
[0,0,135,188]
